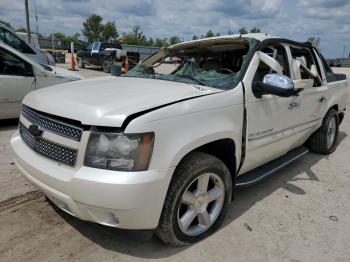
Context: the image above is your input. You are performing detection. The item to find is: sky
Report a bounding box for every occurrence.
[0,0,349,58]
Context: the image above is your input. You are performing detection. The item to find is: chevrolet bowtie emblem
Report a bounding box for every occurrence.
[28,124,43,137]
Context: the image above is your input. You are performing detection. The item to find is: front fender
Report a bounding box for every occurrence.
[124,87,244,171]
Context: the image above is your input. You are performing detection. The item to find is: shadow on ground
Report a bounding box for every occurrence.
[0,119,18,131]
[54,139,347,259]
[41,126,349,258]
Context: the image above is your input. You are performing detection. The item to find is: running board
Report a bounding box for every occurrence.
[236,146,309,188]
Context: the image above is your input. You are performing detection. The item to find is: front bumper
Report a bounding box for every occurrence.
[11,131,174,229]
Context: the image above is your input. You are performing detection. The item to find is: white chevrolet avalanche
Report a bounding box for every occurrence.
[11,34,348,246]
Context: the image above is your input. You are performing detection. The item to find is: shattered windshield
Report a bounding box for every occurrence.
[125,37,257,90]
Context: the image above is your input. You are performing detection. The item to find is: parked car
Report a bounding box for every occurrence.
[0,23,55,66]
[0,42,83,119]
[11,33,348,246]
[77,42,140,73]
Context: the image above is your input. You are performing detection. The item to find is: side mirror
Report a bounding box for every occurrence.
[257,74,296,97]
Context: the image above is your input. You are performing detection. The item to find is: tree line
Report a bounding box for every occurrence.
[1,16,320,48]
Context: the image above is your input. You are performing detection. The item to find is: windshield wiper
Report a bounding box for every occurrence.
[178,75,206,86]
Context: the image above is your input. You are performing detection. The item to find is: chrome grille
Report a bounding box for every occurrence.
[19,123,77,167]
[21,105,83,141]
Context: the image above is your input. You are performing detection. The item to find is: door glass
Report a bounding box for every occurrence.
[254,45,289,82]
[92,42,100,53]
[0,29,6,43]
[290,46,321,85]
[3,30,24,52]
[0,48,32,76]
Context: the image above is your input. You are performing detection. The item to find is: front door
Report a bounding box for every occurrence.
[239,43,301,175]
[0,47,35,119]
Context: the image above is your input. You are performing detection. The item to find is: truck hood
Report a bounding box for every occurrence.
[23,76,222,127]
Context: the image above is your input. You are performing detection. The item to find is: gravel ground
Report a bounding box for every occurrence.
[0,66,349,262]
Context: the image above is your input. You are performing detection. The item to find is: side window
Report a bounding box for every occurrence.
[92,42,100,53]
[3,30,24,52]
[0,48,33,76]
[319,53,333,74]
[0,29,6,43]
[254,44,289,82]
[290,46,320,84]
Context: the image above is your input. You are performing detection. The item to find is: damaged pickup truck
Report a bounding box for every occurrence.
[11,33,348,246]
[76,42,140,73]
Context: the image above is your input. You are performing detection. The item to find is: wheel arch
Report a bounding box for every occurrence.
[172,138,237,185]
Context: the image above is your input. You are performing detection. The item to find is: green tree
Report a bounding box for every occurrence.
[169,36,181,45]
[15,28,27,33]
[192,35,199,40]
[205,30,215,38]
[306,36,320,48]
[250,26,261,33]
[52,32,66,41]
[103,21,118,41]
[227,29,234,35]
[82,14,104,42]
[66,32,80,45]
[124,25,148,45]
[153,37,169,47]
[238,27,248,34]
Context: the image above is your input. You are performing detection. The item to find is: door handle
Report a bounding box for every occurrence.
[319,97,327,103]
[288,102,300,109]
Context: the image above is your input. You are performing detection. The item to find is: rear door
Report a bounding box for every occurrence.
[287,45,327,135]
[0,47,35,119]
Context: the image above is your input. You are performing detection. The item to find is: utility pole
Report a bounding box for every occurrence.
[25,0,31,44]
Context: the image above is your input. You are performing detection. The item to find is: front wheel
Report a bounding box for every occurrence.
[103,60,112,73]
[306,108,339,154]
[156,152,232,246]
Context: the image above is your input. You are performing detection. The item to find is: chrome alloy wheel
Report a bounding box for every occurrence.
[177,173,225,236]
[327,116,336,149]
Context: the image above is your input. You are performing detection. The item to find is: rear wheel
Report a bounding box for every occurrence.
[306,108,339,154]
[156,152,232,246]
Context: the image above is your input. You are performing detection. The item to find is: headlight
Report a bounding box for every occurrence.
[84,132,154,171]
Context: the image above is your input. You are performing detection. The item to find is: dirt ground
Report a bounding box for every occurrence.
[0,66,349,262]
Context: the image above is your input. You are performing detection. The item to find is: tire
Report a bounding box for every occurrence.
[306,108,339,155]
[78,57,85,68]
[103,60,112,73]
[156,152,232,246]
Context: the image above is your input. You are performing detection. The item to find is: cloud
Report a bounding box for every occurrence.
[298,0,348,8]
[212,0,282,18]
[0,0,349,58]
